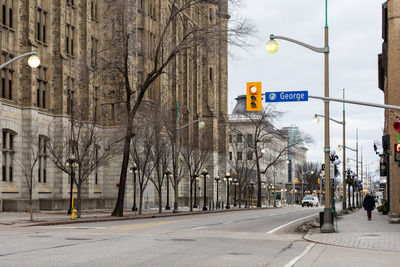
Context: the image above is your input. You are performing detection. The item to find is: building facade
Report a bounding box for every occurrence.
[227,96,308,205]
[379,0,400,216]
[0,0,229,211]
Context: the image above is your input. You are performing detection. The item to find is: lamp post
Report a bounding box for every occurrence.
[250,181,255,208]
[267,0,334,233]
[193,176,200,208]
[165,169,172,210]
[66,154,78,214]
[233,178,238,207]
[224,172,232,209]
[129,164,138,211]
[329,150,341,212]
[201,169,209,211]
[215,176,220,209]
[0,51,40,69]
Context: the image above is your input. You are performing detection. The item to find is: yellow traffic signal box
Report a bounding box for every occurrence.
[246,82,262,111]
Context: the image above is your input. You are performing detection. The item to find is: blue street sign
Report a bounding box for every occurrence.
[265,91,308,103]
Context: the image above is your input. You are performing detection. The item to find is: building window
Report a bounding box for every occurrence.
[93,86,99,119]
[247,152,253,161]
[1,51,14,100]
[228,134,232,143]
[138,0,143,11]
[38,136,48,183]
[229,152,232,161]
[1,0,13,28]
[66,0,74,7]
[35,7,47,43]
[2,130,15,182]
[237,134,242,143]
[91,36,98,67]
[246,134,253,146]
[209,67,213,82]
[67,76,75,115]
[66,24,75,56]
[90,0,98,21]
[237,152,242,161]
[37,66,48,108]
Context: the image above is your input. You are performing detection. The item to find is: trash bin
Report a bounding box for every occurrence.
[319,211,334,228]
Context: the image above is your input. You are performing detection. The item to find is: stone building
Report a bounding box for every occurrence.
[0,0,228,211]
[227,96,308,205]
[379,0,400,217]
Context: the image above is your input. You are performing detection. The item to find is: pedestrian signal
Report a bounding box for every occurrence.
[246,82,262,111]
[395,143,400,162]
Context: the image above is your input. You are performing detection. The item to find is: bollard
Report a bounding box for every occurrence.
[71,209,77,220]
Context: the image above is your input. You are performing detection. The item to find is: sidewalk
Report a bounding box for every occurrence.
[0,206,269,227]
[304,208,400,252]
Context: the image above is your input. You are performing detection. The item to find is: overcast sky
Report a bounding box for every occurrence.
[228,0,384,181]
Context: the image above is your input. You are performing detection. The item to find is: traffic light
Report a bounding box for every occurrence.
[395,143,400,162]
[246,82,262,111]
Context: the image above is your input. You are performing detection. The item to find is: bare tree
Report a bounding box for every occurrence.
[16,132,42,221]
[101,0,251,217]
[47,112,119,218]
[231,106,313,208]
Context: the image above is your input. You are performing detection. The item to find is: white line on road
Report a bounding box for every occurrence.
[284,243,315,267]
[266,214,317,234]
[192,226,207,230]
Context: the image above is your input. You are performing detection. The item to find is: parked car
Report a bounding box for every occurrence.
[302,196,319,207]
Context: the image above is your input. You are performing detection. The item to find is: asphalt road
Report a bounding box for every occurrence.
[0,206,322,267]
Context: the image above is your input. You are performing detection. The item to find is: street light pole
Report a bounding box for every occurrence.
[215,176,220,209]
[193,176,199,208]
[201,169,209,211]
[165,169,171,210]
[66,154,77,215]
[224,173,231,209]
[233,178,238,207]
[129,164,138,211]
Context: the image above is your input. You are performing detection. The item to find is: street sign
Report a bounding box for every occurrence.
[265,91,308,103]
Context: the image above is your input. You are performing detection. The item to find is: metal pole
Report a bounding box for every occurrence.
[321,0,335,232]
[226,180,230,209]
[355,129,358,209]
[273,170,276,207]
[134,174,137,212]
[342,89,347,213]
[68,166,73,214]
[203,174,207,211]
[166,175,170,210]
[216,180,219,209]
[234,183,237,207]
[193,178,197,208]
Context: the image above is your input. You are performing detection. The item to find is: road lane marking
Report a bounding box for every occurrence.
[192,226,207,230]
[266,214,317,234]
[284,243,315,267]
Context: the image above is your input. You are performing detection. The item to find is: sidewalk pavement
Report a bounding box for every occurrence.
[0,205,272,227]
[304,208,400,252]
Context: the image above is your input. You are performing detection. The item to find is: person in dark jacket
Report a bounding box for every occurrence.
[363,192,375,220]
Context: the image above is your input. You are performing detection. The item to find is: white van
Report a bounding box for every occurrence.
[301,196,319,207]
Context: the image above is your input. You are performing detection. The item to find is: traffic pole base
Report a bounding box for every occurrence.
[320,209,335,233]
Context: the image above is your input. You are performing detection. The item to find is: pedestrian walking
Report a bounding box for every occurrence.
[363,192,375,221]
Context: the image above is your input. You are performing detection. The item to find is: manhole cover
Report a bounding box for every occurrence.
[65,238,91,241]
[171,239,196,242]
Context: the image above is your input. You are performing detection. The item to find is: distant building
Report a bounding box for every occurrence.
[228,95,308,205]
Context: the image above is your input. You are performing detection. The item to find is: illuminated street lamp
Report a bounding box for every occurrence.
[224,173,232,209]
[266,0,335,233]
[0,51,40,69]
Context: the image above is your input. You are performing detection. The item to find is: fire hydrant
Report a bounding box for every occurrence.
[71,209,77,220]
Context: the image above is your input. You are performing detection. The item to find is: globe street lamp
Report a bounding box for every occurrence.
[267,0,334,233]
[165,169,172,210]
[0,51,40,70]
[66,154,78,214]
[215,176,220,209]
[129,164,138,211]
[201,169,209,211]
[224,173,232,209]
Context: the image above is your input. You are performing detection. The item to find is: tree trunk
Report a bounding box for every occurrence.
[112,126,132,217]
[29,191,33,222]
[77,183,82,218]
[158,188,162,213]
[189,178,193,212]
[139,188,144,215]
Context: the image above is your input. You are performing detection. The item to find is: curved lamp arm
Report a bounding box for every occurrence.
[314,114,344,125]
[270,34,329,54]
[0,51,38,70]
[176,119,204,130]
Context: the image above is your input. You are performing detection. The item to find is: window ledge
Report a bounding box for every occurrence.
[1,182,18,193]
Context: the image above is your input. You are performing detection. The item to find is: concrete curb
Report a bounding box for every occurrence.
[22,206,277,227]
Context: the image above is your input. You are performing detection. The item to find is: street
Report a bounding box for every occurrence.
[1,206,318,267]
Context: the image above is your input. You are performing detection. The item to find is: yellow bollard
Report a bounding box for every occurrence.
[71,188,76,220]
[71,209,77,220]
